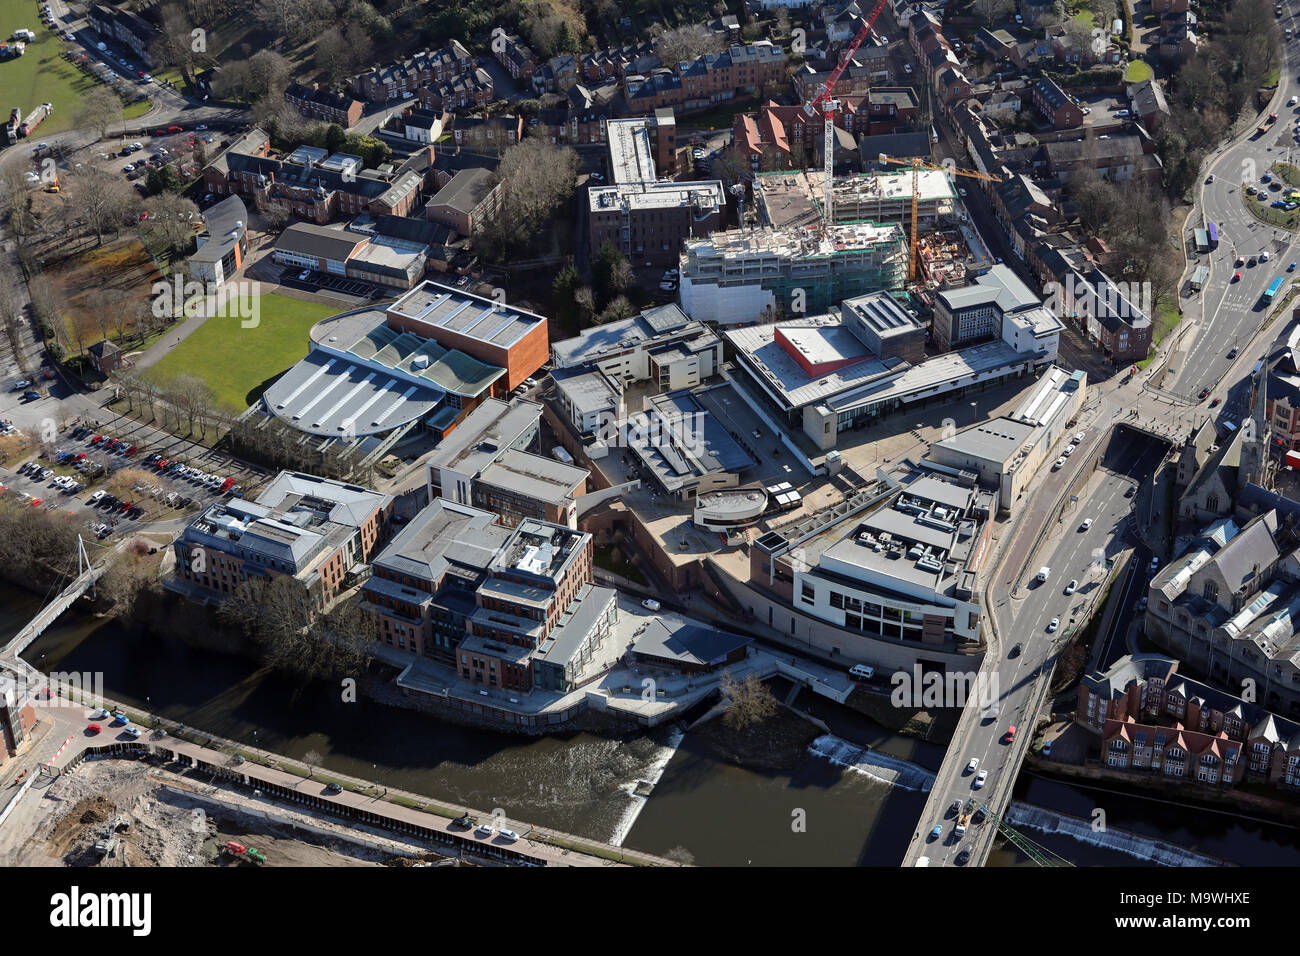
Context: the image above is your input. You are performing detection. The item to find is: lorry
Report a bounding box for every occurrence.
[18,102,53,139]
[955,813,968,837]
[1259,112,1279,136]
[1036,567,1051,583]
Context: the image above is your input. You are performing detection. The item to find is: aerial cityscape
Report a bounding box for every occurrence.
[0,0,1294,893]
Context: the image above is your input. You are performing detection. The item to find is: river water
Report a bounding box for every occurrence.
[7,584,1300,866]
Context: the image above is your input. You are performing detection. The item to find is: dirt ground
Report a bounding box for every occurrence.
[0,755,468,868]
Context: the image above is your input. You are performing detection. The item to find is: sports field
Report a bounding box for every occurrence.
[144,293,339,413]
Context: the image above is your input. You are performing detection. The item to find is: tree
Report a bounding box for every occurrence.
[551,263,582,326]
[1,164,37,243]
[315,27,351,86]
[152,2,200,87]
[168,371,215,435]
[475,139,579,260]
[592,241,633,309]
[655,24,723,66]
[719,671,779,730]
[74,87,124,142]
[974,0,1014,23]
[62,167,136,245]
[247,50,293,101]
[261,206,289,231]
[663,846,695,866]
[303,749,322,779]
[596,295,636,324]
[146,165,184,196]
[145,193,201,254]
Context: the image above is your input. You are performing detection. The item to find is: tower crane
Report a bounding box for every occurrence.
[801,0,890,226]
[876,154,1003,282]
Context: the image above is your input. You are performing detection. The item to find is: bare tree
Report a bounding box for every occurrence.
[655,24,724,66]
[145,193,201,255]
[62,167,136,245]
[974,0,1015,24]
[719,671,779,730]
[74,87,125,142]
[303,749,322,779]
[0,164,37,243]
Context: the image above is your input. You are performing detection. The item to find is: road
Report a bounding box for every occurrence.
[1165,0,1300,404]
[903,424,1167,865]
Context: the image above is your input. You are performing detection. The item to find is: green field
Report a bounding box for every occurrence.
[1125,60,1153,84]
[144,294,340,413]
[0,0,97,136]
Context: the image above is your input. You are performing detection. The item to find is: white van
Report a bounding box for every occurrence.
[641,598,661,611]
[1036,566,1051,582]
[849,663,874,681]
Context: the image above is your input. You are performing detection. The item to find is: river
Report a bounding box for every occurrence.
[7,583,1300,866]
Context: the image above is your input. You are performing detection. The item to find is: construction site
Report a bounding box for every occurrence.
[0,755,463,868]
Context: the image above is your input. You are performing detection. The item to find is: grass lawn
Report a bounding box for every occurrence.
[143,293,338,413]
[1125,60,1153,83]
[1275,162,1300,188]
[1071,0,1094,27]
[1151,300,1182,347]
[0,0,104,137]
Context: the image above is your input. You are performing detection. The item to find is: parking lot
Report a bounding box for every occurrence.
[277,267,388,301]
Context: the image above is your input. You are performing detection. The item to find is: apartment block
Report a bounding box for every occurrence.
[361,498,511,663]
[588,116,725,268]
[171,472,393,607]
[284,83,365,128]
[460,519,616,693]
[1078,654,1300,793]
[352,41,474,103]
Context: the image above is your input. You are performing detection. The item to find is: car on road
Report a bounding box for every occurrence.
[973,770,988,789]
[948,799,961,817]
[1052,456,1066,470]
[965,757,979,774]
[22,391,40,402]
[1263,251,1272,262]
[1065,579,1078,595]
[1200,387,1211,400]
[89,708,109,720]
[1233,271,1242,282]
[1061,444,1074,457]
[929,824,942,840]
[1047,618,1059,632]
[1292,95,1298,106]
[1004,725,1017,743]
[451,815,472,829]
[475,823,495,838]
[123,726,141,739]
[1228,347,1239,358]
[1150,556,1160,570]
[324,782,343,794]
[87,723,102,734]
[1206,174,1215,184]
[1236,256,1246,267]
[1009,642,1021,658]
[956,847,971,865]
[1080,518,1092,531]
[12,379,30,391]
[297,269,311,281]
[167,125,182,133]
[195,124,208,131]
[498,828,519,842]
[1210,396,1222,407]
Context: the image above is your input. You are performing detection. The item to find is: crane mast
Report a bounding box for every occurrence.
[802,0,889,227]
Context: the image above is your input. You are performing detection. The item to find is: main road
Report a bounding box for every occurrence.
[902,421,1167,866]
[1165,0,1300,404]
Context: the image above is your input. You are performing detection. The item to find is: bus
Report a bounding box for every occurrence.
[1265,276,1285,304]
[1207,221,1219,248]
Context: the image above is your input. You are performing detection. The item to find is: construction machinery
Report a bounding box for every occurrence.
[802,0,889,225]
[876,154,1002,281]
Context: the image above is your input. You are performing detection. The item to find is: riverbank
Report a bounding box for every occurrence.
[1026,756,1300,831]
[690,707,826,773]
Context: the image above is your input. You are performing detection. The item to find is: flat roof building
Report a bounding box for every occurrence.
[724,289,1059,450]
[171,471,393,607]
[929,365,1087,511]
[757,464,995,649]
[588,116,725,267]
[427,398,589,527]
[679,222,908,326]
[623,384,757,497]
